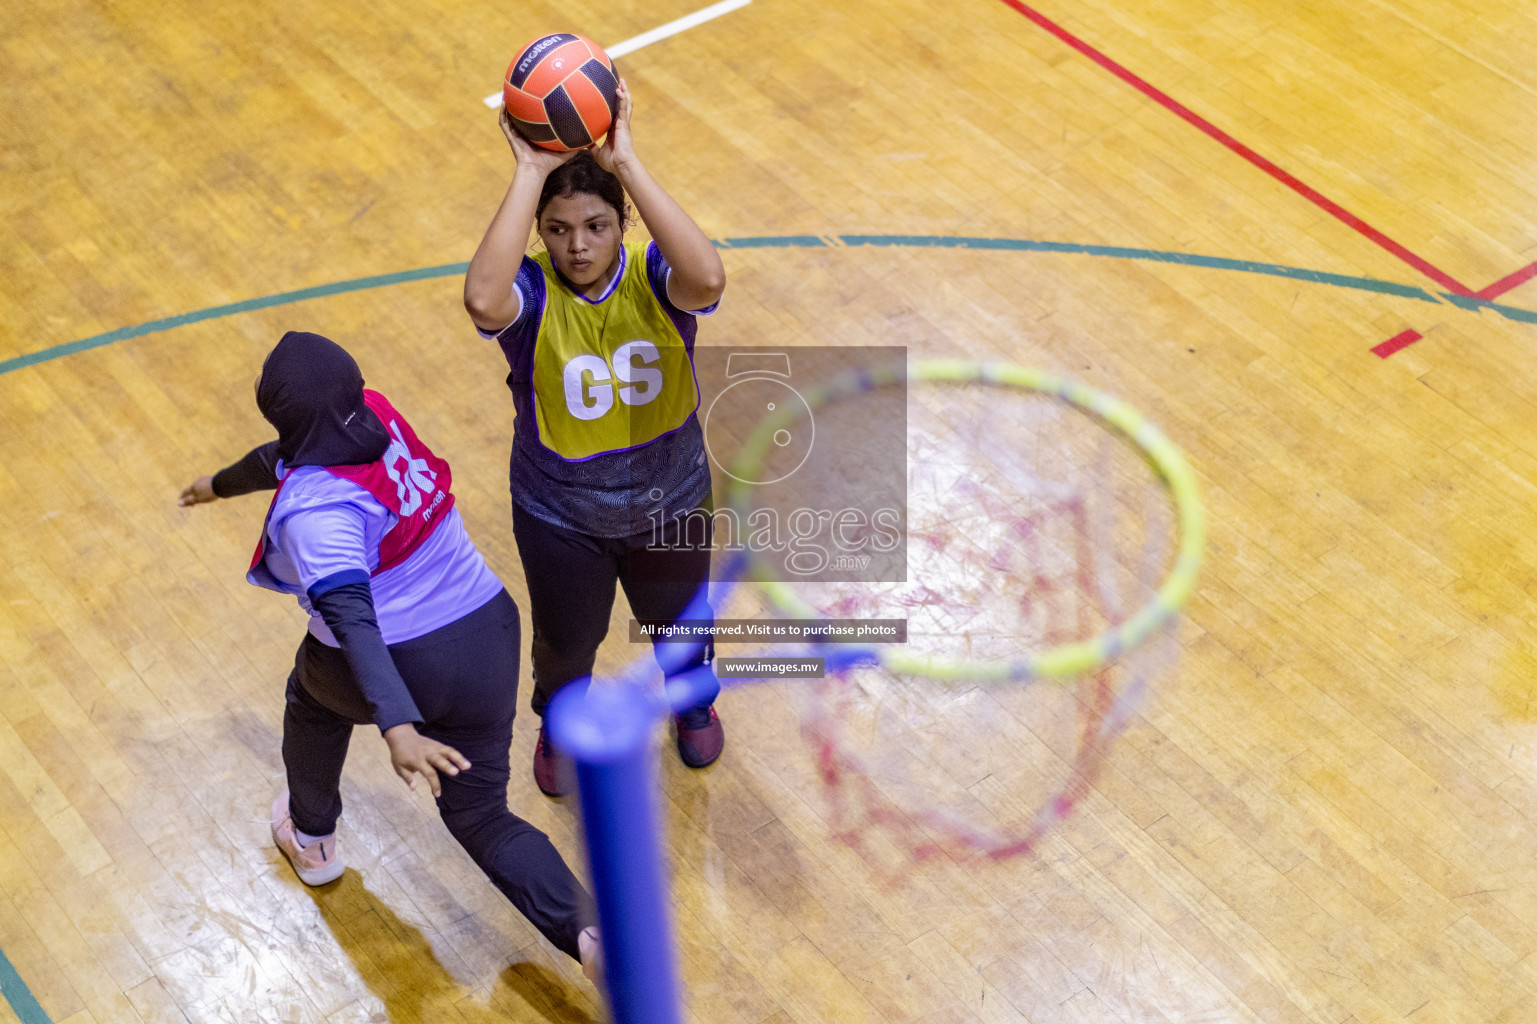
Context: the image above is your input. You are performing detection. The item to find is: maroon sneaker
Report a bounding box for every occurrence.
[675,705,725,769]
[533,722,575,797]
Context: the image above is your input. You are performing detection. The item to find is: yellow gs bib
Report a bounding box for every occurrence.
[530,243,701,461]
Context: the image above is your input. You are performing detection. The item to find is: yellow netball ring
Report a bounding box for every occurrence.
[724,358,1206,681]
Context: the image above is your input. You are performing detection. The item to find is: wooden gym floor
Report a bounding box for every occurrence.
[4,0,1537,1020]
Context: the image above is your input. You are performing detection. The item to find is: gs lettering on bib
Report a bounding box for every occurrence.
[248,390,455,585]
[529,242,700,461]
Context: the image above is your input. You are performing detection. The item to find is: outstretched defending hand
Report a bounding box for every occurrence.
[179,476,217,506]
[384,723,471,798]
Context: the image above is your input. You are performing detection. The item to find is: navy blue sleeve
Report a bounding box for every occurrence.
[212,441,280,498]
[309,581,424,733]
[644,241,720,317]
[477,257,545,378]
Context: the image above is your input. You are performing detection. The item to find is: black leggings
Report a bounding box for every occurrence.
[513,501,719,718]
[282,589,593,959]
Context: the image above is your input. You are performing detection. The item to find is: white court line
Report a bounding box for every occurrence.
[483,0,752,108]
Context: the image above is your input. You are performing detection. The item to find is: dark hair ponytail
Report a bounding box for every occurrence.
[536,150,629,225]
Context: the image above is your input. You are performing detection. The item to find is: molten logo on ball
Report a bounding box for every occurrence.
[503,32,619,152]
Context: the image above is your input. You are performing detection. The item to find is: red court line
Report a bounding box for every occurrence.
[994,0,1477,298]
[1371,329,1422,358]
[1376,258,1537,356]
[1475,259,1537,301]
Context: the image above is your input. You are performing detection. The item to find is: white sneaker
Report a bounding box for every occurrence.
[270,790,344,886]
[578,926,604,985]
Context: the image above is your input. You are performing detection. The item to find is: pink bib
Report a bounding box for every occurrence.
[249,390,456,578]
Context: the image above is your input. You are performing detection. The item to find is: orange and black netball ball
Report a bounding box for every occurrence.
[503,33,619,152]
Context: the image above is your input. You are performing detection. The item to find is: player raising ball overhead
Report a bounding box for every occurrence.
[464,75,728,797]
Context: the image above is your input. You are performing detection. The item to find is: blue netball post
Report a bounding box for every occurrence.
[545,580,723,1023]
[548,680,680,1024]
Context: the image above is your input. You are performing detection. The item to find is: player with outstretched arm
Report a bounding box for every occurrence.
[179,331,602,980]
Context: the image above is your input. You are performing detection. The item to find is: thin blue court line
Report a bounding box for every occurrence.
[835,235,1444,302]
[0,946,50,1024]
[1439,290,1537,324]
[716,235,827,249]
[0,263,470,376]
[4,237,1533,377]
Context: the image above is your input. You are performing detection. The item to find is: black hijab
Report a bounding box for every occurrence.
[257,332,391,468]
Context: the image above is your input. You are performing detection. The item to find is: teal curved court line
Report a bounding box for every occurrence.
[3,235,1534,378]
[0,946,49,1024]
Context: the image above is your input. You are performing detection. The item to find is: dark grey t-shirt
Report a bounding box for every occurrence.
[479,242,715,538]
